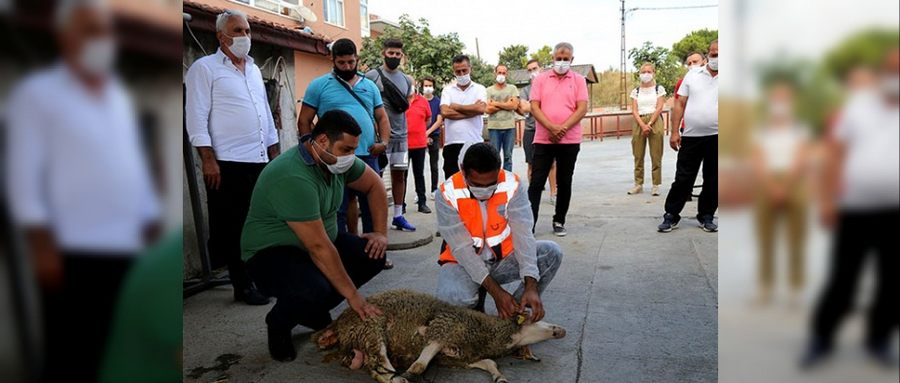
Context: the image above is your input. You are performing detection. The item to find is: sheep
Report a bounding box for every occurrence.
[312,289,567,383]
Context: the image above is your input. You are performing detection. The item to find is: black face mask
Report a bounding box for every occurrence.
[384,56,401,70]
[333,65,357,81]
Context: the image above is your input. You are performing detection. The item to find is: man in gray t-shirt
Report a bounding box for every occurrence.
[518,59,543,178]
[365,38,417,232]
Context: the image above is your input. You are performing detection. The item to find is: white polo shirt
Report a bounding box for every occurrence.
[440,82,487,145]
[185,49,279,163]
[677,66,718,137]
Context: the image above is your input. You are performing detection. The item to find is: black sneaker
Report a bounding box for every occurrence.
[552,222,567,237]
[698,214,718,232]
[267,323,297,362]
[657,213,680,233]
[799,339,831,370]
[234,287,270,305]
[418,203,432,214]
[866,341,899,368]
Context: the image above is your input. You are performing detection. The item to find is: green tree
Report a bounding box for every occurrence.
[469,55,497,87]
[359,14,465,93]
[529,45,553,67]
[628,41,681,94]
[670,28,718,63]
[821,27,900,80]
[498,44,529,70]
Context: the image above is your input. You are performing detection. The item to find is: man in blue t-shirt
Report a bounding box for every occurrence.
[421,76,444,197]
[298,38,391,242]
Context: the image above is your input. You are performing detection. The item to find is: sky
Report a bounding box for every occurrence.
[368,0,719,71]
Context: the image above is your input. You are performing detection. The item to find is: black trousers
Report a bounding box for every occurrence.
[528,143,580,226]
[812,210,899,350]
[663,135,718,218]
[408,147,428,204]
[206,160,266,292]
[442,143,464,180]
[428,134,441,190]
[246,232,385,331]
[41,254,134,383]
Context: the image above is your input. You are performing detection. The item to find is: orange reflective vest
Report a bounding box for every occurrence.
[438,170,519,265]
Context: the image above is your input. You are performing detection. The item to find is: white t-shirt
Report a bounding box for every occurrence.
[754,124,809,172]
[677,67,718,137]
[440,82,487,145]
[834,90,900,210]
[630,85,666,115]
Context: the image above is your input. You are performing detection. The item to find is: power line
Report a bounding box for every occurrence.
[628,4,718,12]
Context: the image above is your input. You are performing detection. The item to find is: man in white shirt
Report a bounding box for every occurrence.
[185,9,279,305]
[4,1,159,381]
[659,39,719,233]
[440,54,487,179]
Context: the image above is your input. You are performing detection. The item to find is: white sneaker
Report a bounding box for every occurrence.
[549,194,557,206]
[430,190,437,200]
[651,185,660,196]
[627,185,642,195]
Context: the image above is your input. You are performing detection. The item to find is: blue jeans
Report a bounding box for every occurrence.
[338,155,381,234]
[436,240,563,308]
[489,128,516,171]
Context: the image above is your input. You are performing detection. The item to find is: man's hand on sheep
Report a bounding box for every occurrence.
[519,277,545,322]
[359,232,388,259]
[348,293,382,320]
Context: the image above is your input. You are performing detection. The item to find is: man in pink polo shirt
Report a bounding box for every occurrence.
[528,42,589,236]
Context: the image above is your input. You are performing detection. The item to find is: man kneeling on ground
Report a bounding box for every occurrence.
[435,143,563,322]
[241,110,388,362]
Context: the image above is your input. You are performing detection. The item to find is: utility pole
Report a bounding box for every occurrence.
[475,38,481,61]
[619,0,626,110]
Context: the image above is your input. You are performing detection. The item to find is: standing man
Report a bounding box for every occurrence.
[423,76,445,198]
[297,38,391,241]
[185,9,278,305]
[366,38,417,232]
[486,64,519,171]
[528,42,589,237]
[5,1,160,381]
[673,51,706,134]
[440,54,488,178]
[518,59,540,180]
[658,40,719,233]
[405,79,433,213]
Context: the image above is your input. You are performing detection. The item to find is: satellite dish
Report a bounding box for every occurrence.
[289,5,318,23]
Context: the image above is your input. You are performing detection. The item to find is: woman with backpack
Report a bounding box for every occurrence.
[628,62,667,196]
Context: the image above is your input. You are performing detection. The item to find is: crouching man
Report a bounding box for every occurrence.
[241,110,388,362]
[435,143,563,322]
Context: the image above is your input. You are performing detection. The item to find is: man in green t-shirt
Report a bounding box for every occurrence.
[241,110,389,362]
[486,64,519,171]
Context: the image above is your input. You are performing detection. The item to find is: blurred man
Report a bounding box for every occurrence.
[422,76,445,199]
[4,1,160,381]
[298,38,392,268]
[486,64,519,171]
[528,42,589,237]
[802,48,900,369]
[440,54,488,178]
[185,9,278,305]
[366,38,417,232]
[659,40,719,233]
[435,143,562,322]
[242,110,388,362]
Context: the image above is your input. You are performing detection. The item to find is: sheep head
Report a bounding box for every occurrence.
[506,321,567,348]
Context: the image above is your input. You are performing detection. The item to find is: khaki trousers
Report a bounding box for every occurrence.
[632,115,664,186]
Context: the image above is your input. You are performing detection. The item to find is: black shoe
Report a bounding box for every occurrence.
[799,340,831,370]
[234,287,270,305]
[552,222,567,237]
[418,203,432,214]
[657,213,681,233]
[697,214,718,232]
[267,323,297,362]
[866,341,899,368]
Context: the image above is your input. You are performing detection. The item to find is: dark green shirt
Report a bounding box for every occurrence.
[241,139,366,261]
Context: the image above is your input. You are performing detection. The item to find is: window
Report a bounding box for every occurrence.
[360,0,370,36]
[324,0,344,27]
[230,0,299,16]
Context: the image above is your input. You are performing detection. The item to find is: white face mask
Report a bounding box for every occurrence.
[227,35,252,58]
[79,37,116,76]
[423,86,434,95]
[456,73,471,86]
[707,57,718,71]
[315,141,355,174]
[553,60,570,74]
[639,73,654,83]
[496,74,506,84]
[529,70,540,80]
[468,184,498,201]
[769,102,792,118]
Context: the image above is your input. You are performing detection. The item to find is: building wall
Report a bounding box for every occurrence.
[294,51,335,108]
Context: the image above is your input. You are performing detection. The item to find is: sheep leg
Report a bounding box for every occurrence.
[398,341,442,380]
[468,359,509,383]
[368,341,409,383]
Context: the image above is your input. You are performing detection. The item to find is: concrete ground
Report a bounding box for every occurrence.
[183,137,718,383]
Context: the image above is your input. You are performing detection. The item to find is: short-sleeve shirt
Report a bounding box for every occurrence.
[427,95,442,136]
[366,67,413,140]
[630,85,666,115]
[302,73,383,156]
[520,84,535,131]
[440,82,488,145]
[406,94,432,150]
[676,67,718,137]
[530,70,589,144]
[486,83,519,130]
[241,139,367,261]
